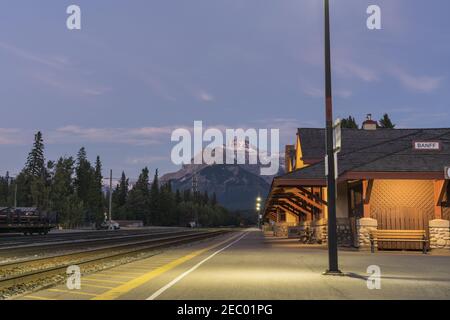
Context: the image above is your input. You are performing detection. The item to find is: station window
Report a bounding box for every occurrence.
[279,213,286,222]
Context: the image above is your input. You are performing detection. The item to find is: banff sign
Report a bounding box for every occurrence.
[413,141,441,151]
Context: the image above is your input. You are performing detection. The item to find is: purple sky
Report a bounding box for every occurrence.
[1,0,449,180]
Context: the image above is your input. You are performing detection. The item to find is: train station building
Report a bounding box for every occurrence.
[264,119,450,251]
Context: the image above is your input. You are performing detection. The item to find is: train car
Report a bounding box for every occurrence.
[0,207,55,235]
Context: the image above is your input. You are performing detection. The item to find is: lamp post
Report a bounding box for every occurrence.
[323,0,341,275]
[256,197,262,229]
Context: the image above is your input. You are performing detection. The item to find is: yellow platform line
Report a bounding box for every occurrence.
[48,288,96,297]
[100,271,144,276]
[81,283,115,289]
[92,232,242,300]
[87,273,135,279]
[82,278,127,284]
[24,295,56,300]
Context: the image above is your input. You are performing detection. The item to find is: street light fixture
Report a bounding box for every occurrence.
[256,196,262,229]
[323,0,342,275]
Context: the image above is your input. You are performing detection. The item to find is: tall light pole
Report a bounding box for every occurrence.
[256,196,262,229]
[108,169,113,227]
[323,0,341,275]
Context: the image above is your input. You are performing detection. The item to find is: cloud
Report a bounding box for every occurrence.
[0,128,27,145]
[390,68,443,93]
[334,60,379,82]
[139,73,177,102]
[125,155,168,165]
[49,125,177,146]
[196,90,215,102]
[0,41,111,97]
[32,72,112,97]
[0,41,69,69]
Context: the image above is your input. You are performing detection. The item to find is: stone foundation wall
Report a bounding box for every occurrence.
[273,222,297,237]
[429,219,450,249]
[356,218,378,249]
[294,219,351,246]
[273,223,288,237]
[312,219,327,244]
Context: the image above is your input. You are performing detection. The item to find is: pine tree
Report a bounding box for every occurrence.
[0,173,9,206]
[88,156,104,223]
[25,131,45,177]
[379,113,396,128]
[126,167,150,224]
[159,183,176,225]
[203,191,209,206]
[211,192,217,206]
[150,169,160,224]
[112,171,129,219]
[21,131,48,208]
[50,157,76,224]
[116,171,128,207]
[75,147,93,221]
[341,116,358,129]
[175,189,182,205]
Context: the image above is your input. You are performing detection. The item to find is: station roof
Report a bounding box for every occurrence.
[277,128,450,185]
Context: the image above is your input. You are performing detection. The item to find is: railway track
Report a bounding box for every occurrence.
[0,229,195,256]
[0,227,186,248]
[0,230,228,292]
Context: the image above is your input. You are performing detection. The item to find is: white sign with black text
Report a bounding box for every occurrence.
[413,141,441,151]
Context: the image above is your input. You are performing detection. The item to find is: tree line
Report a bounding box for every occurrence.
[0,132,237,228]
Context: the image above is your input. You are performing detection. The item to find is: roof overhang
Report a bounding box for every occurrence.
[340,171,445,180]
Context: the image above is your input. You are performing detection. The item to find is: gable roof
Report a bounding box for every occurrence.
[278,128,450,184]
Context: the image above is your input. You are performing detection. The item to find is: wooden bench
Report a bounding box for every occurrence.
[370,230,429,254]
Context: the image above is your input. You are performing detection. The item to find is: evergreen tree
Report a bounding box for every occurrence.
[50,157,76,224]
[211,192,217,206]
[87,156,104,223]
[0,173,9,206]
[341,116,358,129]
[25,131,45,177]
[125,167,150,224]
[203,191,209,206]
[183,189,192,202]
[379,113,396,128]
[74,147,94,223]
[150,169,160,224]
[21,131,48,208]
[159,183,176,225]
[112,171,128,220]
[175,189,182,205]
[117,171,129,207]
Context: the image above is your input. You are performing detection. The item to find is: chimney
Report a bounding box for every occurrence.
[362,114,377,130]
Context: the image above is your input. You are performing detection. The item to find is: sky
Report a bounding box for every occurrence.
[1,0,450,180]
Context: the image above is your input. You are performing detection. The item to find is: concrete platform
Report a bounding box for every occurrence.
[17,229,450,300]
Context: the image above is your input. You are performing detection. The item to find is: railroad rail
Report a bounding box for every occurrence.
[0,227,187,248]
[0,230,228,291]
[0,229,194,254]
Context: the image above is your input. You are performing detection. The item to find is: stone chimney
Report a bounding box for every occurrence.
[362,114,377,130]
